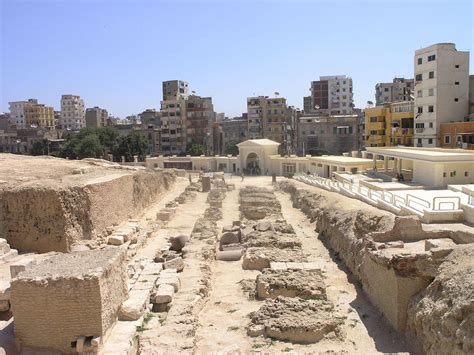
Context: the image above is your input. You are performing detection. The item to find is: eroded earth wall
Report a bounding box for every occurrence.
[0,168,176,253]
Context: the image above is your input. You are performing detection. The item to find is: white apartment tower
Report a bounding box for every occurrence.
[60,95,85,130]
[413,43,470,147]
[310,75,354,115]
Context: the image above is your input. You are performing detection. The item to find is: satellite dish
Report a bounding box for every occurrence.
[314,105,320,110]
[274,92,280,96]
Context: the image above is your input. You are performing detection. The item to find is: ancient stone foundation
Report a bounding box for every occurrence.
[10,248,128,353]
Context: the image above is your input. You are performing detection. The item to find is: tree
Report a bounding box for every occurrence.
[75,134,103,159]
[113,131,150,162]
[224,143,239,156]
[30,139,49,156]
[186,143,205,156]
[307,147,329,156]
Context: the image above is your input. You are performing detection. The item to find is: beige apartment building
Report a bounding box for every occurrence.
[309,75,354,115]
[413,43,470,147]
[185,95,216,154]
[85,107,108,128]
[8,99,54,128]
[375,77,414,106]
[60,95,85,130]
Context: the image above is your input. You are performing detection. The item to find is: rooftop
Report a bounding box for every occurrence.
[237,139,281,147]
[366,147,474,162]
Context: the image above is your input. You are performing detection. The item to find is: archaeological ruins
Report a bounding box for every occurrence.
[0,142,473,354]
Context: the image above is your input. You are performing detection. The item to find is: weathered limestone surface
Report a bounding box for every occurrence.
[0,155,176,252]
[248,296,345,343]
[242,247,307,271]
[407,245,474,355]
[10,248,128,353]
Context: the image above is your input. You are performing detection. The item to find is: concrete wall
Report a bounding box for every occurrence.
[413,161,474,187]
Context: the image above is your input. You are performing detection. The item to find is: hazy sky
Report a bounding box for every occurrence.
[1,0,473,118]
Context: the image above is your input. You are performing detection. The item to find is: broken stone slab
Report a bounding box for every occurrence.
[156,208,176,222]
[161,268,178,275]
[10,257,37,279]
[242,248,307,271]
[256,221,275,232]
[220,232,240,248]
[425,238,457,251]
[163,257,184,272]
[0,238,11,255]
[386,241,405,248]
[270,262,287,271]
[101,317,142,354]
[141,262,163,275]
[0,249,18,262]
[153,284,174,304]
[119,289,152,321]
[155,276,180,292]
[108,235,125,246]
[216,249,244,261]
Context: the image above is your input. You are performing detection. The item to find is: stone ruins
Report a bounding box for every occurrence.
[0,153,472,354]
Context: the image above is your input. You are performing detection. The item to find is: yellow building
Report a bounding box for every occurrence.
[364,101,414,147]
[23,99,55,128]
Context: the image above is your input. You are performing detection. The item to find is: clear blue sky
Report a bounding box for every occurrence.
[1,0,473,118]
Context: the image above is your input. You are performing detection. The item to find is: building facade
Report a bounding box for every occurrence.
[162,80,189,101]
[85,107,108,128]
[297,114,360,155]
[185,95,216,154]
[365,101,414,147]
[439,121,474,150]
[375,77,414,106]
[413,43,470,147]
[60,95,85,130]
[8,99,54,128]
[219,118,248,153]
[309,75,354,115]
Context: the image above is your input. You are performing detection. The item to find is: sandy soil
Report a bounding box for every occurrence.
[193,176,413,354]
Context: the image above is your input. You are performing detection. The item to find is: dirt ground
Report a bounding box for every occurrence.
[193,176,412,354]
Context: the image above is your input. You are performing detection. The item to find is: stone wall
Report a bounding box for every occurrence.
[10,248,128,353]
[0,169,176,252]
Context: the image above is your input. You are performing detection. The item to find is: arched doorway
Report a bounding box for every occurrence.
[246,152,260,175]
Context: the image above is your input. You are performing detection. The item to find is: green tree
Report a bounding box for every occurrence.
[30,139,49,156]
[97,127,119,155]
[186,143,205,156]
[75,134,104,159]
[224,143,239,156]
[113,131,150,162]
[307,147,329,156]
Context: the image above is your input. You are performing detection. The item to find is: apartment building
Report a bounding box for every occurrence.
[219,117,248,152]
[246,95,294,153]
[162,80,189,101]
[185,95,216,154]
[439,121,474,150]
[85,107,108,128]
[375,77,414,106]
[365,101,414,147]
[413,43,470,147]
[297,114,360,155]
[8,99,54,128]
[60,95,85,130]
[308,75,354,115]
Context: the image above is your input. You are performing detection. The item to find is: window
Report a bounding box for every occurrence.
[384,87,389,92]
[443,172,447,178]
[417,138,422,144]
[428,54,436,62]
[415,74,422,81]
[428,88,434,96]
[417,90,423,97]
[429,122,433,128]
[465,172,469,177]
[455,98,459,102]
[428,105,434,113]
[417,106,423,114]
[455,64,460,68]
[417,58,422,65]
[428,138,433,144]
[455,81,460,85]
[444,135,451,144]
[429,71,434,79]
[370,130,377,135]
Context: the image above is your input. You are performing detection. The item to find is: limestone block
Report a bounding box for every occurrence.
[256,221,274,232]
[155,276,180,292]
[108,235,125,246]
[270,262,287,271]
[119,289,151,321]
[141,262,163,275]
[153,284,174,304]
[163,257,184,272]
[220,232,240,249]
[425,238,456,251]
[10,257,37,279]
[0,249,18,262]
[0,238,11,255]
[0,280,11,301]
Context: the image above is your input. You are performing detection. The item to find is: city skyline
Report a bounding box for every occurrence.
[1,0,473,117]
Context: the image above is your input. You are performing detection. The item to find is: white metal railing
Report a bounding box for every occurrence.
[294,173,463,213]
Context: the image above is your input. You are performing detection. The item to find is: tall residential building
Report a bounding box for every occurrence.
[8,99,54,128]
[85,107,108,128]
[375,78,414,106]
[162,80,189,101]
[185,95,216,154]
[246,95,292,151]
[364,101,414,147]
[140,109,162,127]
[469,75,474,114]
[219,117,248,151]
[309,75,354,115]
[413,43,470,147]
[60,95,85,130]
